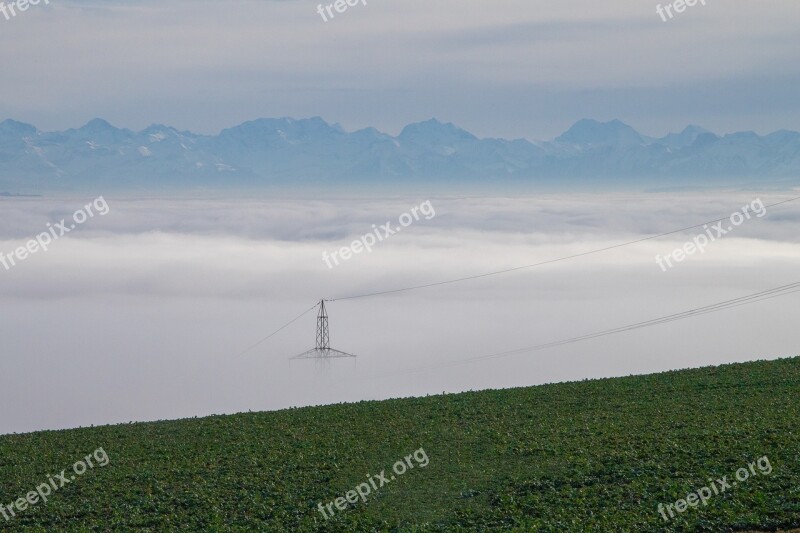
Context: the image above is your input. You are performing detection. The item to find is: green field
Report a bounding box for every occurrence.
[2,357,800,531]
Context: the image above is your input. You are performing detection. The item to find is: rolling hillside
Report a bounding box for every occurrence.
[2,358,800,531]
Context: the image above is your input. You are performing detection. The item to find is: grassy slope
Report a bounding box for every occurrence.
[2,357,800,531]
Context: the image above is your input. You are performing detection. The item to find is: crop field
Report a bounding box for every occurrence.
[2,357,800,531]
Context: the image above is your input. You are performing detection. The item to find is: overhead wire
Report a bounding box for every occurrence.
[233,302,320,358]
[236,195,800,357]
[388,280,800,376]
[328,195,800,301]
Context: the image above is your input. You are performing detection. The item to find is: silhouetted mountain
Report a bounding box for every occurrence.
[1,117,798,191]
[555,119,647,147]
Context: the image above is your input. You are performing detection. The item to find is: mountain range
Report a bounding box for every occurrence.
[1,117,798,191]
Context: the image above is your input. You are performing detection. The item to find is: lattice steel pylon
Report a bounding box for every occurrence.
[292,300,356,359]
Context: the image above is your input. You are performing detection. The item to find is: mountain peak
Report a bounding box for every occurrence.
[0,119,37,137]
[657,125,715,148]
[142,123,173,133]
[556,119,645,147]
[681,124,710,135]
[80,118,117,131]
[216,116,344,148]
[398,119,478,145]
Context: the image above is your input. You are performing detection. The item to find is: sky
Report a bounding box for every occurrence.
[1,0,799,139]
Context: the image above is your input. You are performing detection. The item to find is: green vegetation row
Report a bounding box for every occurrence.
[2,357,800,531]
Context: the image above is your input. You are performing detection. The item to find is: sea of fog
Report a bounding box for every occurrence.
[1,190,799,434]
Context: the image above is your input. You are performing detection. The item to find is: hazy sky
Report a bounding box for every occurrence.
[1,0,799,139]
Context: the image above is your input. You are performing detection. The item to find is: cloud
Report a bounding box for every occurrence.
[1,193,799,434]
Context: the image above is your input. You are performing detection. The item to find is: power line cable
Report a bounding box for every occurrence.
[328,195,800,301]
[233,302,320,358]
[236,195,800,357]
[388,280,800,376]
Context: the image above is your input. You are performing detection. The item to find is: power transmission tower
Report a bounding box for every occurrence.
[292,300,356,359]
